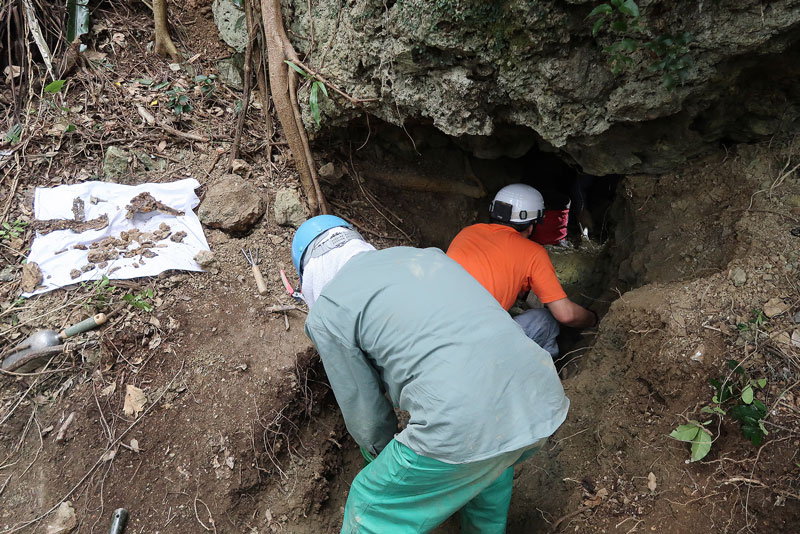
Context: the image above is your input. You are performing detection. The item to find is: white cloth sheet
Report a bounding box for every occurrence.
[25,178,209,296]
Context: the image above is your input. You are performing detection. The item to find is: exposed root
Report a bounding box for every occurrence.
[152,0,180,60]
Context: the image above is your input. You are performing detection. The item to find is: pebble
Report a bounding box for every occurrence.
[793,311,800,324]
[729,267,747,287]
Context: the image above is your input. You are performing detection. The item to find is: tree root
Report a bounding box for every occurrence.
[260,0,328,215]
[153,0,180,60]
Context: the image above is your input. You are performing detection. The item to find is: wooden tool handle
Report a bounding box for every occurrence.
[251,265,268,295]
[63,313,107,338]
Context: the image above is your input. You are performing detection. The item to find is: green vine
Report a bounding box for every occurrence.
[588,0,694,89]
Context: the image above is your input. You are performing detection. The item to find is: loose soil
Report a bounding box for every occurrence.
[1,4,799,534]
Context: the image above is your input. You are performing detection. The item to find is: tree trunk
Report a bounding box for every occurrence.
[153,0,179,60]
[259,0,327,215]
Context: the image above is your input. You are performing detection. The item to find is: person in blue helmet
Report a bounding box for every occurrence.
[291,215,569,534]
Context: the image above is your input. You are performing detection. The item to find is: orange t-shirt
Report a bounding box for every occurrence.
[446,224,567,310]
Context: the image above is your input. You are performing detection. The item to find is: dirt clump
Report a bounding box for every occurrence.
[125,192,184,219]
[33,214,109,235]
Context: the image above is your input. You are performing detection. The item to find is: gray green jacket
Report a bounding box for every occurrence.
[304,247,569,464]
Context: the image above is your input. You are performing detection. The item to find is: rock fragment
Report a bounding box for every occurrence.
[729,267,747,287]
[103,146,130,178]
[194,250,216,267]
[71,198,85,221]
[170,231,188,243]
[21,262,43,292]
[46,501,77,534]
[763,297,790,318]
[70,269,81,280]
[273,187,306,228]
[198,174,266,232]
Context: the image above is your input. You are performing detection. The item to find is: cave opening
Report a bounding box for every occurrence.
[326,120,629,373]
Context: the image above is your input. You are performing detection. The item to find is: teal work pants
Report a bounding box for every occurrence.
[342,439,543,534]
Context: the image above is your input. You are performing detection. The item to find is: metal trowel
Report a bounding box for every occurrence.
[2,313,107,372]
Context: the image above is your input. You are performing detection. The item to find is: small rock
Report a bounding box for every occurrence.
[81,264,94,273]
[231,158,250,175]
[793,311,800,324]
[198,174,266,232]
[46,501,77,534]
[70,269,81,280]
[318,162,344,184]
[690,344,704,363]
[729,267,747,287]
[763,297,790,318]
[0,265,15,282]
[273,187,306,228]
[170,231,188,243]
[792,329,800,348]
[103,146,130,178]
[216,57,244,90]
[87,249,106,263]
[21,262,43,292]
[194,250,216,268]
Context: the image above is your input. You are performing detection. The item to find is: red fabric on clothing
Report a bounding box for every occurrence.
[532,209,569,245]
[446,224,567,310]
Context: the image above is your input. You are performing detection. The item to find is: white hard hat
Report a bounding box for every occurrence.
[489,184,545,224]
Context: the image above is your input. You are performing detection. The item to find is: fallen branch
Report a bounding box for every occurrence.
[156,123,209,143]
[265,305,306,314]
[360,166,485,198]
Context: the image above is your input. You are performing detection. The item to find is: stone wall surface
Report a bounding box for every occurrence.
[219,0,800,175]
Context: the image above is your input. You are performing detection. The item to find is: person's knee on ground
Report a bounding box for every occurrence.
[513,308,560,358]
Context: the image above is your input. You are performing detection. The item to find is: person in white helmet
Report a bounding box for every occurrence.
[447,184,598,358]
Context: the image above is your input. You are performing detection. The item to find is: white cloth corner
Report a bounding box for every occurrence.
[24,178,210,296]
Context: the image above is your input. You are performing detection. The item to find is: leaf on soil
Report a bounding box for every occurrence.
[148,334,162,350]
[647,472,657,492]
[100,382,116,397]
[123,385,147,416]
[670,423,700,442]
[690,430,712,462]
[100,448,116,462]
[130,438,140,453]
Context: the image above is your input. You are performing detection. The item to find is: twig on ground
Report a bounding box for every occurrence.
[193,494,218,534]
[156,122,209,143]
[265,304,306,314]
[54,411,75,444]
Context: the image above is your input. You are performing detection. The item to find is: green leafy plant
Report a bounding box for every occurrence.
[81,276,115,312]
[284,61,329,126]
[0,219,28,240]
[588,1,694,88]
[707,360,769,446]
[165,87,193,115]
[124,288,154,312]
[671,359,769,462]
[44,79,66,94]
[670,420,712,462]
[4,123,23,144]
[194,74,218,98]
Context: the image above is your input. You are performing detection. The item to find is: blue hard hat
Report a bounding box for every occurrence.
[291,215,352,277]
